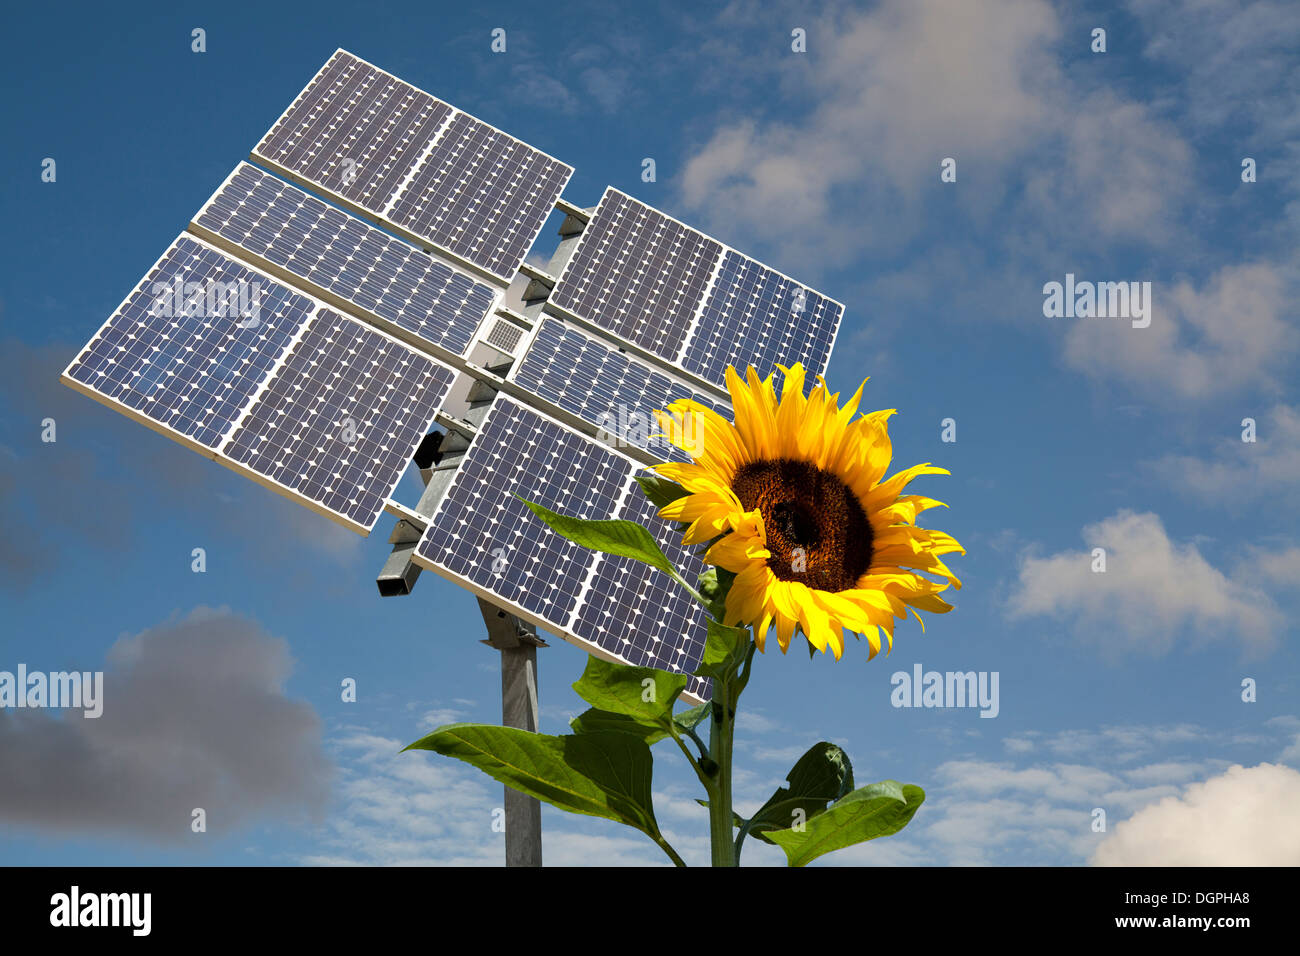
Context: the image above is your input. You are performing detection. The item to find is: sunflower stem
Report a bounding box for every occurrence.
[706,651,747,866]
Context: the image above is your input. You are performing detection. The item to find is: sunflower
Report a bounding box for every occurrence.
[654,364,963,661]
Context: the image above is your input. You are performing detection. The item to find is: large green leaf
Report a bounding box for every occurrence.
[763,781,926,867]
[696,567,737,622]
[746,742,855,845]
[572,655,687,730]
[693,618,752,682]
[634,474,688,509]
[569,707,669,744]
[405,723,662,838]
[522,499,676,577]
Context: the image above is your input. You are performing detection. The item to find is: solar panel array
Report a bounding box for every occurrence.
[194,162,495,357]
[510,317,730,463]
[413,395,710,697]
[254,49,572,284]
[548,187,843,391]
[63,235,455,534]
[64,48,846,704]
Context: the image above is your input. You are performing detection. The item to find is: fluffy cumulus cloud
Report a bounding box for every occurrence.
[0,607,331,840]
[678,0,1068,271]
[1063,263,1297,400]
[1092,763,1300,865]
[1006,510,1281,654]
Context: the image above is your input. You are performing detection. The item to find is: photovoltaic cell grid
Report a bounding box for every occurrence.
[194,162,495,356]
[511,317,730,463]
[549,188,844,391]
[548,189,721,362]
[254,49,452,216]
[415,396,632,629]
[253,49,572,284]
[386,112,573,284]
[681,250,841,386]
[413,396,711,695]
[62,235,313,451]
[225,308,454,531]
[573,493,711,700]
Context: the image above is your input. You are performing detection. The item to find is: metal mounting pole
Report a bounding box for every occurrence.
[477,597,547,867]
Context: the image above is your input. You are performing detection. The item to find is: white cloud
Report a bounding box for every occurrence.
[1006,510,1281,655]
[1144,404,1300,504]
[1092,763,1300,865]
[677,0,1067,273]
[1063,263,1297,399]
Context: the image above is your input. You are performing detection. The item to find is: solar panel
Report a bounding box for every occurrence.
[61,235,315,453]
[573,493,711,702]
[193,162,496,358]
[679,250,841,386]
[414,395,632,630]
[510,317,730,462]
[253,49,572,284]
[254,49,452,217]
[385,112,573,285]
[412,395,711,699]
[224,307,454,533]
[548,187,844,391]
[547,189,721,362]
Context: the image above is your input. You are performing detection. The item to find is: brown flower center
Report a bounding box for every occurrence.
[730,459,874,591]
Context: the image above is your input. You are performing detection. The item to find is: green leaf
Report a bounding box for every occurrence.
[572,654,687,726]
[745,742,855,845]
[673,701,711,733]
[569,707,669,745]
[763,781,926,867]
[696,567,737,622]
[521,499,676,577]
[693,618,752,682]
[404,723,662,839]
[635,473,688,510]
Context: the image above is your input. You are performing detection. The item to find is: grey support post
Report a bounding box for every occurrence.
[477,597,548,867]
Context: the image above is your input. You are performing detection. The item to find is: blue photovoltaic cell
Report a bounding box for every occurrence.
[680,250,842,385]
[225,309,454,532]
[194,163,494,356]
[415,397,632,630]
[386,112,573,284]
[62,236,313,450]
[573,493,711,700]
[511,318,731,463]
[548,189,721,361]
[254,50,453,217]
[255,49,571,284]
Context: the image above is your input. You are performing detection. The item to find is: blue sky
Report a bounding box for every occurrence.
[1,0,1298,866]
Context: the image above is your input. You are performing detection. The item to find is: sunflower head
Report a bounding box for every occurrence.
[654,364,963,661]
